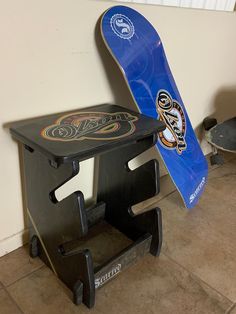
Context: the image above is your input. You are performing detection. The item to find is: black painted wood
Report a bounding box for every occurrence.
[10,104,165,165]
[23,146,97,306]
[97,134,160,239]
[94,234,152,289]
[11,104,165,308]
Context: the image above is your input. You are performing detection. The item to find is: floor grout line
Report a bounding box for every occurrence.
[3,286,25,314]
[225,303,236,314]
[162,252,235,305]
[5,264,45,288]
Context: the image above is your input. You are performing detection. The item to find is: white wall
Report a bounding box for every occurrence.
[113,0,236,11]
[1,0,236,256]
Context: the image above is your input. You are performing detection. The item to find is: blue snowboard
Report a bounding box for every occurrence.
[101,5,208,208]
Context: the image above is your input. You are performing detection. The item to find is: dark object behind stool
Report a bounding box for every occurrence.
[203,117,236,165]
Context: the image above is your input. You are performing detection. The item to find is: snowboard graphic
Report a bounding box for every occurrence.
[101,6,208,208]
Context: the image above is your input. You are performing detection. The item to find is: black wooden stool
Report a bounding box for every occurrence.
[10,104,165,308]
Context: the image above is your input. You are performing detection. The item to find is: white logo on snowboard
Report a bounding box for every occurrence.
[189,177,206,204]
[110,14,135,40]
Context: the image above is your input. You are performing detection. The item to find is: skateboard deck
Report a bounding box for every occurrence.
[100,5,208,208]
[206,117,236,153]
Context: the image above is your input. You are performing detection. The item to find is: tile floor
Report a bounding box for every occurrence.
[0,153,235,314]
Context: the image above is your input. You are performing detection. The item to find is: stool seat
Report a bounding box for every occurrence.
[10,104,165,164]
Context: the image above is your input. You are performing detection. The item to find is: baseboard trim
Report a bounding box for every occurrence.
[0,229,28,257]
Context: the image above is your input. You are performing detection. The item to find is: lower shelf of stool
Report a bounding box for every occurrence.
[72,232,152,307]
[94,233,151,289]
[29,208,162,309]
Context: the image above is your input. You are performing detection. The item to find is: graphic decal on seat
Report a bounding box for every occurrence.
[41,111,138,141]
